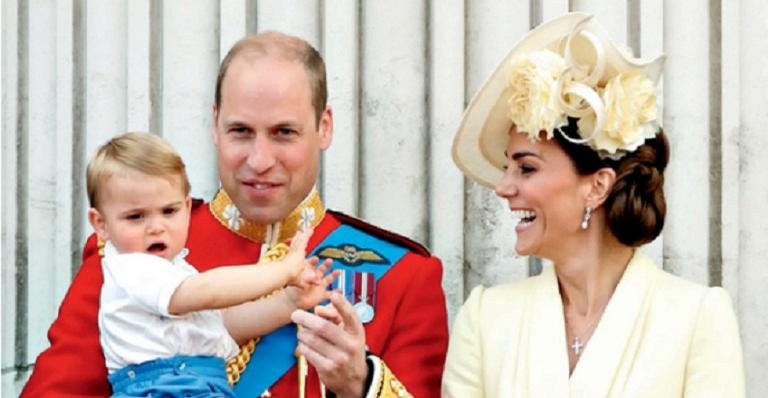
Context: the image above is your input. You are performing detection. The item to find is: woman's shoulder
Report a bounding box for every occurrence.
[650,261,733,310]
[462,271,550,315]
[638,255,736,328]
[451,274,547,343]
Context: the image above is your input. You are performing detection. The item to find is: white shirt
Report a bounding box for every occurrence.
[98,242,239,373]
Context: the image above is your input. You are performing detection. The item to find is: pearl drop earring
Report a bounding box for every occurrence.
[580,206,593,230]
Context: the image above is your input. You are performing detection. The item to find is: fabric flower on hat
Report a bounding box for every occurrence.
[593,70,658,156]
[504,40,660,159]
[506,50,569,140]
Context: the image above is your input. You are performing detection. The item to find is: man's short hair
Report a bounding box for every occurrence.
[214,31,328,124]
[86,132,191,209]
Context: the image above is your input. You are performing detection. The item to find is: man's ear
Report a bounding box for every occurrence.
[87,208,109,241]
[318,106,334,151]
[585,167,616,208]
[212,105,220,145]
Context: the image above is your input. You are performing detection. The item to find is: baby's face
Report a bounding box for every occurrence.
[92,171,191,261]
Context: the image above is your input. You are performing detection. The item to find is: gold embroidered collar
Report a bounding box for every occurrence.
[209,187,326,244]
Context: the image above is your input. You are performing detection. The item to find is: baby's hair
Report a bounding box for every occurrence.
[86,132,190,209]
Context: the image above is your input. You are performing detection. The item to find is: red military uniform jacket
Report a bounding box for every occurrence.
[21,189,448,397]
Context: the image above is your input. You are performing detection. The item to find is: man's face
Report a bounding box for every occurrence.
[213,55,332,224]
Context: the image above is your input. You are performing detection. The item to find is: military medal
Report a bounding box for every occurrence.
[353,301,374,324]
[352,272,376,324]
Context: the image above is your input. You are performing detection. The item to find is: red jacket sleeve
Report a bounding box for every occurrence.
[378,254,449,397]
[20,235,111,397]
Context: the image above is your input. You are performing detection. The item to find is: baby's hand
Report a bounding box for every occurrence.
[289,260,320,288]
[285,258,339,310]
[284,228,313,281]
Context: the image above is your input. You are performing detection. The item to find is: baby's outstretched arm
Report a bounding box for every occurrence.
[223,258,339,344]
[167,229,313,316]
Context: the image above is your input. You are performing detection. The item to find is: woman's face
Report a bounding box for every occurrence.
[495,127,591,258]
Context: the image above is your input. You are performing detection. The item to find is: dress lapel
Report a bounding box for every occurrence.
[508,265,571,397]
[569,251,657,397]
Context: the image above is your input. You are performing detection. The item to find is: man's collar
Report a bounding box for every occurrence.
[209,186,326,244]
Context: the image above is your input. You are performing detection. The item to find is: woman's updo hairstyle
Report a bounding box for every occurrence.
[554,118,669,247]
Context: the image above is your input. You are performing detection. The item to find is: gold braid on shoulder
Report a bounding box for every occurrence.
[225,242,291,386]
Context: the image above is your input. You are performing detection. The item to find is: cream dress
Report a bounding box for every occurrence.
[442,251,744,397]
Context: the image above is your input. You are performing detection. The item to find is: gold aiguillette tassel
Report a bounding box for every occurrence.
[296,325,307,398]
[298,354,307,398]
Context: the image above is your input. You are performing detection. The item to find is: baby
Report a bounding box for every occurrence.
[86,132,335,397]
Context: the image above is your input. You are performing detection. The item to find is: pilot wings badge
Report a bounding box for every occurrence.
[316,244,390,266]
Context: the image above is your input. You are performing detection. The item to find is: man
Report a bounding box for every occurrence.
[21,32,448,397]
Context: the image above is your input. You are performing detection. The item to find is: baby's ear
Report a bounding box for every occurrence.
[87,208,109,241]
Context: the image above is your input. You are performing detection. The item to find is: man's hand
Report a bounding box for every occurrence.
[291,291,368,398]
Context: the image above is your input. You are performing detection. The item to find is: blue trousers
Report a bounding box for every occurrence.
[108,355,236,398]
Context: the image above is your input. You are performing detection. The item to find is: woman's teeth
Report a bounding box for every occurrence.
[510,209,536,225]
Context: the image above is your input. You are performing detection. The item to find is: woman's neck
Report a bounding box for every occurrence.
[552,230,634,316]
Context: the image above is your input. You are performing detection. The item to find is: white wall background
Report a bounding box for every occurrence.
[2,0,766,396]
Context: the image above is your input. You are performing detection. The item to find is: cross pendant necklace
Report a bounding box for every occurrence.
[567,308,605,357]
[571,336,585,356]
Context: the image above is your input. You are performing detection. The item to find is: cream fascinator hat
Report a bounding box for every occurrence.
[452,13,665,188]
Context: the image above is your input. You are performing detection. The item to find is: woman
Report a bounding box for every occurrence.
[443,13,744,397]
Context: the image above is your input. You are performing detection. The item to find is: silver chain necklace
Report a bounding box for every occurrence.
[566,307,606,356]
